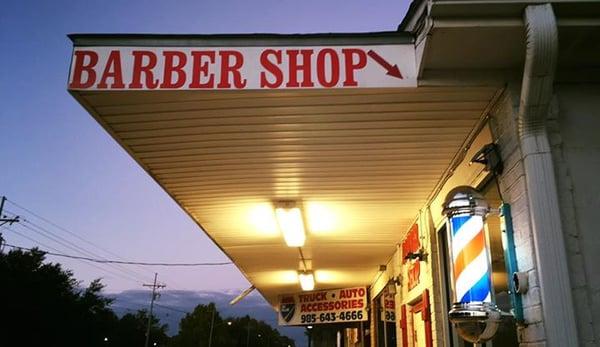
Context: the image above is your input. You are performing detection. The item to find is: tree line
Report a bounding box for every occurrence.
[0,247,295,347]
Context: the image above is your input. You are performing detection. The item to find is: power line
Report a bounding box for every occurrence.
[6,199,161,276]
[154,303,190,314]
[3,208,155,283]
[2,243,232,266]
[1,226,143,285]
[14,221,152,283]
[5,199,200,290]
[111,302,190,315]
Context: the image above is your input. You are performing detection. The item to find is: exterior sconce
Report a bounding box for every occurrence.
[403,248,428,262]
[443,186,504,343]
[386,281,397,295]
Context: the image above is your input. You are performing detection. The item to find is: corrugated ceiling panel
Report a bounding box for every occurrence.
[76,87,499,306]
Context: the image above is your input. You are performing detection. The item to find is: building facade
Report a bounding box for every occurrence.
[67,1,599,346]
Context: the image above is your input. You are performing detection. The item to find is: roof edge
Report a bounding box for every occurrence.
[67,31,414,47]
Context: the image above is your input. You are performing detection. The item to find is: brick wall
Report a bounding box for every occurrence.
[488,90,547,345]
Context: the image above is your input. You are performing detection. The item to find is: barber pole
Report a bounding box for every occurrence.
[449,214,492,303]
[443,186,504,343]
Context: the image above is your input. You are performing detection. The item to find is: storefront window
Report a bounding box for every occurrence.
[375,287,397,347]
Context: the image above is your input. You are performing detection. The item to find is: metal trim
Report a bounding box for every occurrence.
[68,32,414,47]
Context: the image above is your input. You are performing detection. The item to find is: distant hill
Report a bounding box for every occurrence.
[108,289,307,346]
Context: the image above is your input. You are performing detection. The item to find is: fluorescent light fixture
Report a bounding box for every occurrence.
[229,285,256,305]
[298,271,315,291]
[275,203,306,247]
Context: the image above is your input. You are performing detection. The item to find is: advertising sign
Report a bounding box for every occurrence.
[402,224,421,290]
[68,45,416,91]
[278,287,368,326]
[380,290,396,322]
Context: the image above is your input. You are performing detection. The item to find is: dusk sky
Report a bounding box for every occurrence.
[1,0,411,294]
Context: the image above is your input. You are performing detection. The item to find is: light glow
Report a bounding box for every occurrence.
[275,206,306,247]
[306,202,337,233]
[247,203,279,236]
[298,271,315,291]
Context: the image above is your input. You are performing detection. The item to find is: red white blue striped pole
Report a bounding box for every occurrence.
[443,186,504,344]
[443,186,493,305]
[449,214,492,303]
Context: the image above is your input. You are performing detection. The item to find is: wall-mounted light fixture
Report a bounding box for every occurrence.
[275,201,306,247]
[298,270,315,291]
[470,143,503,175]
[403,248,428,262]
[392,275,402,287]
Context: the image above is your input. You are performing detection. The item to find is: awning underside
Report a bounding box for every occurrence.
[72,86,499,306]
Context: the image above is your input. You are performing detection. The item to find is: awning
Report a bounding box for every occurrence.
[68,33,501,307]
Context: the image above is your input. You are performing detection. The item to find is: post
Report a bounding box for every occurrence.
[0,196,20,227]
[208,307,216,347]
[143,273,165,347]
[246,320,251,347]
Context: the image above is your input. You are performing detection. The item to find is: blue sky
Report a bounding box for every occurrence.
[0,0,411,293]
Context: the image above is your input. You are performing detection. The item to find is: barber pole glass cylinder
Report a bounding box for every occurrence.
[448,214,492,304]
[443,186,493,305]
[443,186,503,344]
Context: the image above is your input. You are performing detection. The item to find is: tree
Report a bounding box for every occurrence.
[111,310,169,347]
[170,303,295,347]
[170,303,220,347]
[0,248,118,347]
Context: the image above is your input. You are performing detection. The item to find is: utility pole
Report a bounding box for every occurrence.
[0,196,20,252]
[246,319,251,347]
[143,273,166,347]
[0,196,20,226]
[207,307,216,347]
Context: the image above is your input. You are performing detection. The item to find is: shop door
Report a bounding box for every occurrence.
[411,304,427,347]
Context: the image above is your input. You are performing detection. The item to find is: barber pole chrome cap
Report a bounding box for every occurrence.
[443,186,503,343]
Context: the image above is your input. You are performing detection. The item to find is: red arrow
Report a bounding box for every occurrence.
[367,50,403,79]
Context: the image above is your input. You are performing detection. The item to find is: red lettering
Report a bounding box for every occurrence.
[316,49,339,88]
[260,49,283,88]
[97,51,124,89]
[218,51,246,89]
[286,49,314,88]
[189,51,215,88]
[342,49,367,87]
[358,288,366,297]
[69,50,98,89]
[160,51,187,88]
[129,51,159,89]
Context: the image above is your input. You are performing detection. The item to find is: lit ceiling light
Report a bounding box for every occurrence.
[298,271,315,291]
[275,202,305,247]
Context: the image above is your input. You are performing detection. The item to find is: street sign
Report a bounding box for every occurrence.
[68,45,416,91]
[278,287,368,326]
